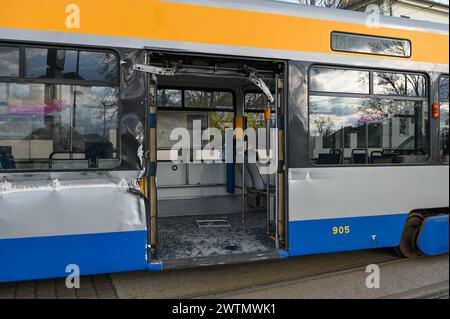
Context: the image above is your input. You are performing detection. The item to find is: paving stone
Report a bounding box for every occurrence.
[98,295,117,299]
[76,288,97,297]
[56,289,77,297]
[36,294,56,299]
[93,278,111,285]
[15,294,35,299]
[17,281,35,288]
[0,293,15,299]
[96,291,117,299]
[58,295,77,299]
[36,282,56,289]
[80,276,93,283]
[36,287,56,296]
[93,282,113,291]
[79,281,94,289]
[0,282,16,288]
[15,287,35,296]
[0,286,16,294]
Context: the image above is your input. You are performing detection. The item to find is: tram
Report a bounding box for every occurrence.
[0,0,448,282]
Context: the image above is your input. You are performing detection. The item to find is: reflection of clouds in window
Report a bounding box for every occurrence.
[25,48,48,78]
[310,68,369,94]
[0,47,20,77]
[310,96,366,135]
[78,52,117,82]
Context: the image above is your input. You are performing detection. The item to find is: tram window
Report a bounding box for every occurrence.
[25,48,117,83]
[0,82,119,170]
[157,89,182,107]
[407,74,427,97]
[440,76,449,164]
[374,72,406,96]
[185,90,233,109]
[309,89,430,166]
[0,46,20,77]
[373,72,427,97]
[331,32,411,58]
[440,77,449,101]
[310,67,370,94]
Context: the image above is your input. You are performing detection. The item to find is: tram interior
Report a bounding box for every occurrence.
[152,52,283,265]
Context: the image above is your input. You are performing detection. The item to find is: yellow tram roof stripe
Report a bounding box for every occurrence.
[0,0,448,65]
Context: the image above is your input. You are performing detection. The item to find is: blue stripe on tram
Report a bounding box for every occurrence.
[0,230,147,283]
[288,214,408,256]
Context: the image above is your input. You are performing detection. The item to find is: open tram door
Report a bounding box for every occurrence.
[134,51,287,268]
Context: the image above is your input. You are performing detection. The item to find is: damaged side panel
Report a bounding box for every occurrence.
[0,49,149,283]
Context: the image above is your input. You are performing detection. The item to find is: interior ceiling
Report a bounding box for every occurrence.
[150,52,281,91]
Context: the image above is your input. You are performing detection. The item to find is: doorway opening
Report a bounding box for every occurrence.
[145,51,286,267]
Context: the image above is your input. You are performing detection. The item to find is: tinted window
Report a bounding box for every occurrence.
[331,32,411,57]
[0,46,20,77]
[310,67,370,94]
[25,48,117,82]
[78,51,117,82]
[0,82,119,170]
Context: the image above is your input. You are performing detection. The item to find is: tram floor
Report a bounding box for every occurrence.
[157,211,275,261]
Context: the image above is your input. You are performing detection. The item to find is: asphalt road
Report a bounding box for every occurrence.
[111,249,449,299]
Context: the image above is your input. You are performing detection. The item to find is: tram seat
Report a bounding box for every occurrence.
[351,149,367,164]
[85,142,113,168]
[370,151,399,164]
[317,153,341,165]
[0,146,16,169]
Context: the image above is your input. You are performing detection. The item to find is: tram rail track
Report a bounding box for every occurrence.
[176,255,406,299]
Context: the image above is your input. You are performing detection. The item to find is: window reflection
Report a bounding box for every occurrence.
[0,82,119,170]
[374,72,406,96]
[0,46,20,77]
[310,67,369,94]
[406,74,427,97]
[331,32,411,57]
[309,95,429,165]
[25,48,117,82]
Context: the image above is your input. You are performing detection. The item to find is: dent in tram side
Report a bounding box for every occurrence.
[0,48,149,283]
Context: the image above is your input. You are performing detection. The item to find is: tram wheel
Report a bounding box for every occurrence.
[395,213,424,258]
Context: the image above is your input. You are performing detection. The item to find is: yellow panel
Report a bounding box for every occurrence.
[0,0,448,64]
